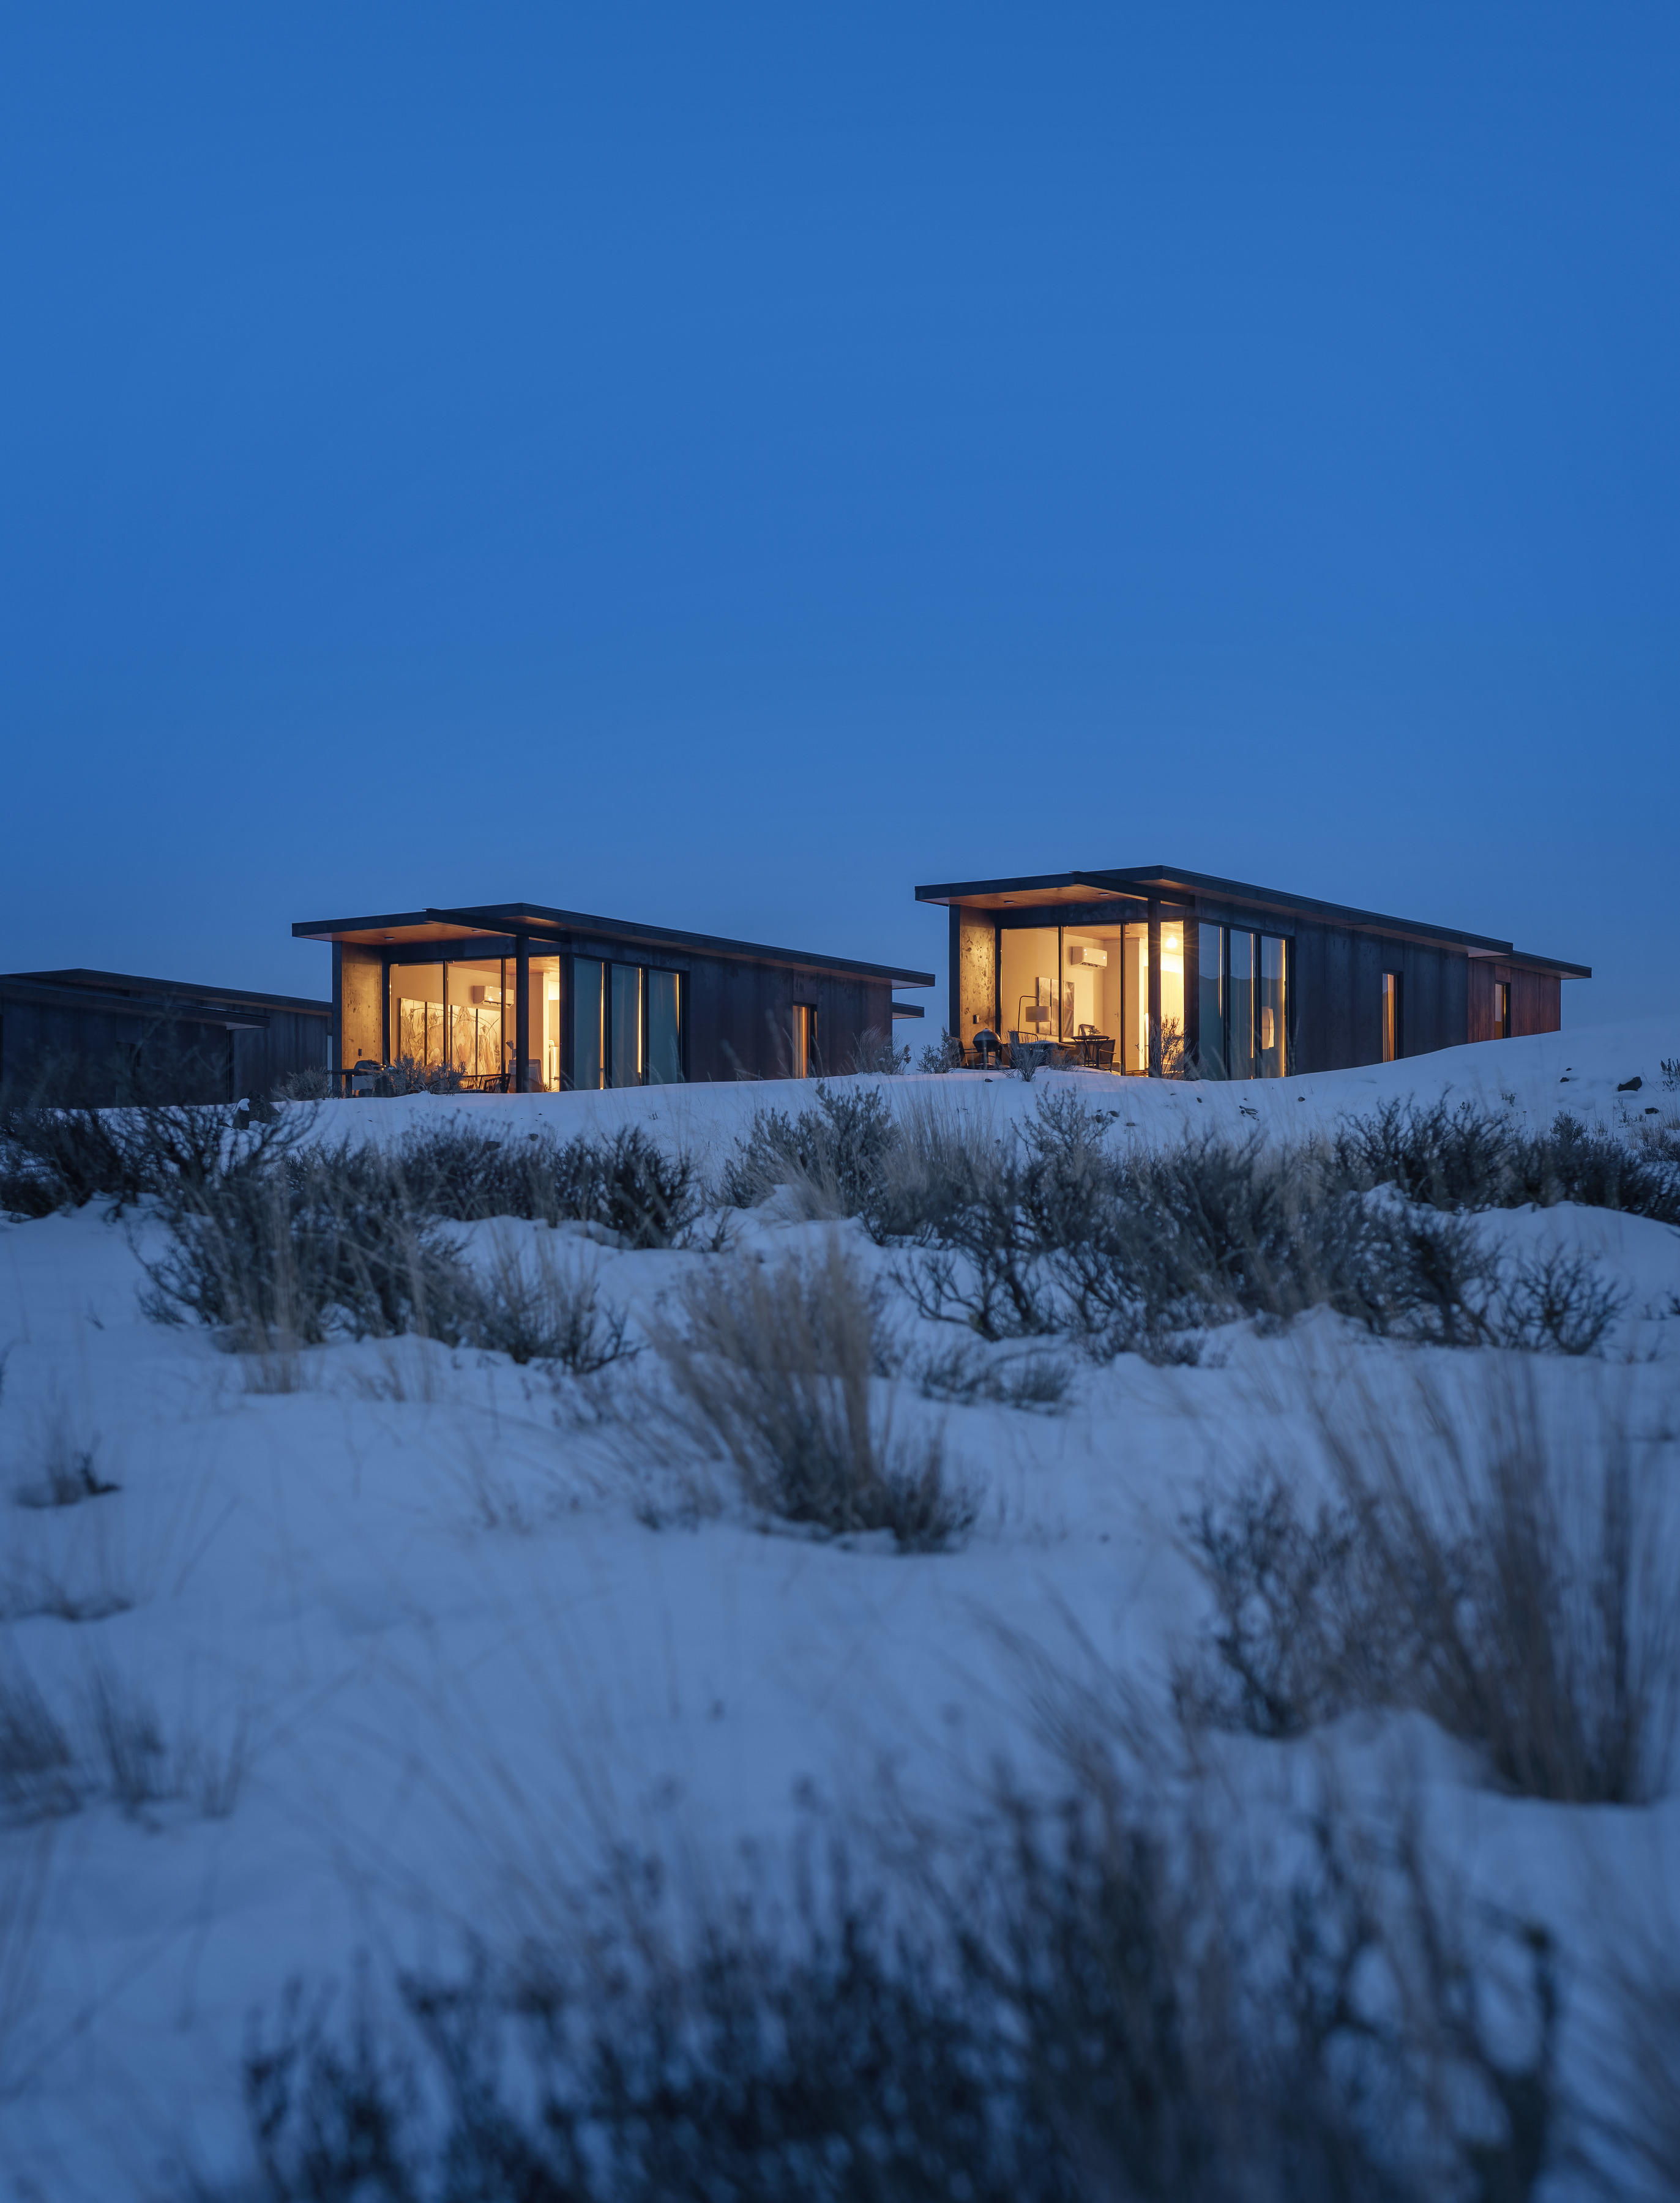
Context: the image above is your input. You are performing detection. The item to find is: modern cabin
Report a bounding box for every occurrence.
[916,867,1589,1076]
[293,902,935,1090]
[0,969,331,1103]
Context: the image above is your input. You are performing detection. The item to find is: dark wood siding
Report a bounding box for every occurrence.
[232,1010,330,1097]
[681,956,891,1081]
[0,986,327,1104]
[1210,914,1472,1076]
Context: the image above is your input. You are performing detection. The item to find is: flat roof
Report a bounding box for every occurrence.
[3,969,330,1015]
[293,903,935,989]
[914,866,1590,976]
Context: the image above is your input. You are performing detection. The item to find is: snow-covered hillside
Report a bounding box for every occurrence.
[2,1019,1678,2197]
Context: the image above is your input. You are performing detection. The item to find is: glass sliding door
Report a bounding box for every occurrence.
[1197,925,1225,1077]
[446,958,507,1080]
[998,928,1060,1049]
[1228,933,1255,1079]
[573,958,605,1090]
[529,956,561,1091]
[1121,924,1148,1071]
[393,964,445,1070]
[648,971,683,1084]
[1257,937,1287,1078]
[1160,923,1185,1074]
[610,964,642,1089]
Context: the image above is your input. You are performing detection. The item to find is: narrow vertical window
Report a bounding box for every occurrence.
[792,1003,816,1078]
[1495,980,1512,1040]
[1381,972,1402,1063]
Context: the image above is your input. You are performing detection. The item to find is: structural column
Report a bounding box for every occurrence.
[1146,898,1163,1076]
[515,935,530,1092]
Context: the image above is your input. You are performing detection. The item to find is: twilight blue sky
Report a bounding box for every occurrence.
[2,3,1676,1024]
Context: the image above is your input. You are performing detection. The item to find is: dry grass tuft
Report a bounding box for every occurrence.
[649,1237,975,1551]
[1180,1365,1680,1802]
[470,1231,633,1376]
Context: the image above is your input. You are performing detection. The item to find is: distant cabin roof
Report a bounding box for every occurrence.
[1,969,330,1017]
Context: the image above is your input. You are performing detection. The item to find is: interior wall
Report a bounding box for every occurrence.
[954,908,996,1040]
[340,947,383,1067]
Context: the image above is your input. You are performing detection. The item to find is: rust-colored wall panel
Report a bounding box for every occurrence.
[1467,961,1498,1044]
[1512,969,1559,1036]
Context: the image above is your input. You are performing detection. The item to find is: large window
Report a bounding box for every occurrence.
[1258,936,1286,1079]
[1159,923,1185,1073]
[1050,917,1183,1073]
[610,964,641,1089]
[394,963,446,1070]
[999,928,1061,1049]
[391,960,506,1081]
[388,954,563,1088]
[1200,930,1288,1080]
[649,971,683,1084]
[538,957,561,1091]
[572,956,685,1089]
[1228,932,1255,1079]
[1197,924,1225,1078]
[449,958,507,1079]
[573,960,605,1090]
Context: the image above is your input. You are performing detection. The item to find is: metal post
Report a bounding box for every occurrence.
[1147,898,1163,1076]
[515,935,531,1092]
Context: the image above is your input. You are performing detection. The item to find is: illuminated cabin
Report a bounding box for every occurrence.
[916,867,1589,1076]
[293,902,934,1090]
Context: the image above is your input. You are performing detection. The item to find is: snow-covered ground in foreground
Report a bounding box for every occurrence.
[0,1017,1677,2197]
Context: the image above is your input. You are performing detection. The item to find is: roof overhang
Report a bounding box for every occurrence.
[916,866,1548,958]
[2,969,329,1019]
[1467,948,1593,980]
[293,903,935,990]
[914,875,1135,912]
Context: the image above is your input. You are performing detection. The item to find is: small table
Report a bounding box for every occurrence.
[1067,1034,1115,1069]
